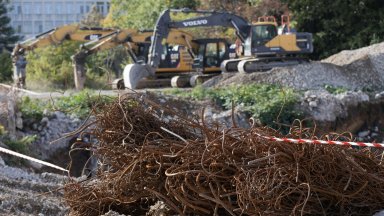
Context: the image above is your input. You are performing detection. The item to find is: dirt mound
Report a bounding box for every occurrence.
[0,157,68,215]
[323,42,384,66]
[64,94,384,216]
[204,42,384,91]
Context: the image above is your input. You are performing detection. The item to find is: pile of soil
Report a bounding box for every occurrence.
[0,156,68,215]
[204,42,384,91]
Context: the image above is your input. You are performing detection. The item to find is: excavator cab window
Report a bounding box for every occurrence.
[251,24,278,48]
[205,43,218,67]
[193,39,229,72]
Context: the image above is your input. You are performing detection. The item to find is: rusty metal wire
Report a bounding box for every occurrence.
[64,94,384,216]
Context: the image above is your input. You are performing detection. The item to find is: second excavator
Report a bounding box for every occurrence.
[77,28,235,89]
[11,24,117,89]
[123,9,313,89]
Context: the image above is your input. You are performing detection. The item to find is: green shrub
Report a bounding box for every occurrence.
[3,135,37,154]
[26,41,127,90]
[324,85,348,94]
[0,51,13,83]
[0,124,5,135]
[49,89,114,119]
[166,84,302,130]
[17,90,114,122]
[18,96,46,121]
[26,41,79,90]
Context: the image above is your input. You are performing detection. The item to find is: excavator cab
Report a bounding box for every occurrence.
[251,24,278,47]
[250,17,278,49]
[192,39,230,73]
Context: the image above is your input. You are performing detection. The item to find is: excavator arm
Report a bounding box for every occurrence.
[74,29,198,89]
[12,24,116,55]
[149,9,250,69]
[80,29,196,60]
[11,24,117,89]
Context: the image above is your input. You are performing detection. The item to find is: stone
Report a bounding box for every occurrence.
[0,156,5,166]
[40,117,49,127]
[32,123,38,130]
[309,101,318,108]
[358,130,370,138]
[16,116,23,130]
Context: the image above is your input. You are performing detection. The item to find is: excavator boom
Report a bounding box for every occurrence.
[12,24,116,54]
[11,24,117,89]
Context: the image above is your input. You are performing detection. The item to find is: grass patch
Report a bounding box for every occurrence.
[18,96,47,122]
[18,90,115,121]
[324,85,348,94]
[165,84,302,130]
[2,135,37,154]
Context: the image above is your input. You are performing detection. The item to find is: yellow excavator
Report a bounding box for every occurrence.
[74,29,198,89]
[11,24,116,89]
[76,28,235,89]
[123,9,313,89]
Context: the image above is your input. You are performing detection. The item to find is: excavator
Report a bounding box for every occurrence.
[74,28,197,89]
[11,24,117,89]
[76,28,235,89]
[123,8,313,89]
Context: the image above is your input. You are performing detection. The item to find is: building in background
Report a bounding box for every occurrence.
[7,0,110,40]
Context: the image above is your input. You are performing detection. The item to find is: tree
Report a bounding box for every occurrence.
[169,0,200,9]
[103,0,200,29]
[80,4,104,27]
[0,0,20,82]
[284,0,384,59]
[0,0,19,50]
[0,51,12,82]
[199,0,288,22]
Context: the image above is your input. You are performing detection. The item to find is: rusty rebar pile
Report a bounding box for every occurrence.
[64,94,384,216]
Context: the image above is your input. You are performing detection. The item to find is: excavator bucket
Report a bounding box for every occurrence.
[123,63,154,89]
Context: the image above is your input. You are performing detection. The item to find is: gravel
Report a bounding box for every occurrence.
[0,157,68,215]
[205,42,384,92]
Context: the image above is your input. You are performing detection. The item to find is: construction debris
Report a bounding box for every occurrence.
[64,94,384,215]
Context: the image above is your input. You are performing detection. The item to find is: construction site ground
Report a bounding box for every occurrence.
[0,42,384,215]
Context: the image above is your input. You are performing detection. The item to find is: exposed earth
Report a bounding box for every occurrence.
[1,42,384,215]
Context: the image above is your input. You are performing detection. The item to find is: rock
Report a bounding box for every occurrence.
[0,156,5,166]
[375,91,384,99]
[211,107,250,129]
[28,160,43,170]
[40,117,49,127]
[371,132,379,137]
[358,130,370,138]
[43,109,50,116]
[53,111,66,120]
[300,90,371,122]
[373,210,384,216]
[32,123,38,130]
[16,116,23,130]
[101,210,127,216]
[71,118,81,124]
[308,101,318,108]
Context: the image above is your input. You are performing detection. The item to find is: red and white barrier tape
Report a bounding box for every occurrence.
[0,146,68,172]
[258,134,384,148]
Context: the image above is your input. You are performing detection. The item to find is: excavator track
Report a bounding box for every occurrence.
[221,56,308,73]
[220,57,252,73]
[237,57,307,73]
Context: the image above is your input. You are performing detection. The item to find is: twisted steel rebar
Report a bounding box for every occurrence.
[64,94,384,216]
